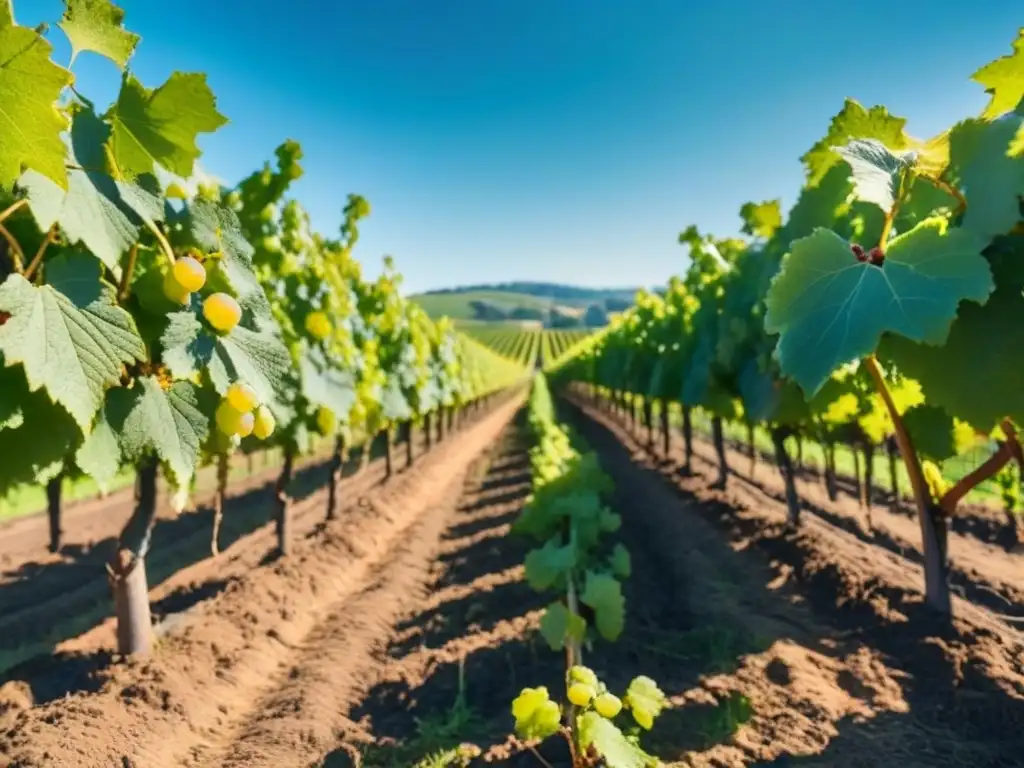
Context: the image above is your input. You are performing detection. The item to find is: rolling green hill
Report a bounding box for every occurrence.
[412,282,637,327]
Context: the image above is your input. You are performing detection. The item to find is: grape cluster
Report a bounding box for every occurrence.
[215,382,275,440]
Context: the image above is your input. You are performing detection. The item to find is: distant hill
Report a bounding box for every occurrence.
[412,282,638,328]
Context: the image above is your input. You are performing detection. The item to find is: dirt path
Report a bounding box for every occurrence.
[567,397,1024,766]
[647,414,1024,620]
[0,397,520,768]
[0,430,441,681]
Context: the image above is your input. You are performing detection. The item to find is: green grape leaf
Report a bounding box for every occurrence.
[511,687,561,741]
[524,537,576,592]
[0,254,146,430]
[0,12,72,189]
[834,139,918,212]
[580,571,625,641]
[801,99,910,186]
[902,404,958,462]
[105,72,227,179]
[106,377,208,485]
[538,601,587,652]
[0,364,79,493]
[380,376,413,422]
[161,311,290,404]
[300,352,357,418]
[609,543,631,579]
[880,237,1024,431]
[972,28,1024,119]
[739,199,782,239]
[780,162,853,245]
[74,409,121,487]
[577,712,653,768]
[17,110,155,272]
[624,676,667,731]
[187,199,272,323]
[765,218,993,396]
[59,0,140,69]
[948,116,1024,239]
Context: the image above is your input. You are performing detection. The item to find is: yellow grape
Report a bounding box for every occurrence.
[567,683,595,708]
[216,400,247,436]
[226,382,258,413]
[163,271,190,305]
[593,693,622,719]
[568,665,599,688]
[236,411,255,438]
[316,406,336,435]
[305,311,331,340]
[166,182,189,200]
[173,256,207,293]
[253,405,275,439]
[203,293,241,333]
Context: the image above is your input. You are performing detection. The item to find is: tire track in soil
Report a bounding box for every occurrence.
[567,397,1024,766]
[0,397,520,768]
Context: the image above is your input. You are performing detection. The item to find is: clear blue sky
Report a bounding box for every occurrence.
[20,1,1024,294]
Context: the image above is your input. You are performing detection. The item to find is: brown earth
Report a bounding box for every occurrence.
[3,394,1024,766]
[0,396,521,767]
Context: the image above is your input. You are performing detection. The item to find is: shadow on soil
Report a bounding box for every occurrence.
[0,436,410,702]
[325,418,774,768]
[565,398,1024,767]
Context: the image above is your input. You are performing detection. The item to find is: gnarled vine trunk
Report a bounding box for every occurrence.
[111,458,160,656]
[863,443,875,531]
[852,448,863,507]
[326,434,346,521]
[746,423,756,476]
[46,471,63,553]
[424,412,433,452]
[384,429,394,479]
[211,453,229,555]
[405,421,415,469]
[771,428,801,527]
[823,442,838,500]
[681,406,694,475]
[643,399,654,453]
[660,400,671,459]
[886,437,900,510]
[711,416,728,489]
[275,448,294,557]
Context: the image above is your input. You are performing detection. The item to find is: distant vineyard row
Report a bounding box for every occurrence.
[461,326,595,368]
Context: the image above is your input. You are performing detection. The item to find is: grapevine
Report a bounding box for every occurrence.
[0,0,526,655]
[509,374,666,766]
[551,29,1024,620]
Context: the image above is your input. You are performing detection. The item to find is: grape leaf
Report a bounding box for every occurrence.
[580,571,625,641]
[577,712,653,768]
[739,199,782,239]
[17,110,156,272]
[765,218,993,396]
[380,375,413,421]
[880,237,1024,431]
[834,139,918,212]
[972,28,1024,120]
[947,116,1024,239]
[779,162,853,245]
[801,99,910,186]
[524,537,576,592]
[902,404,958,462]
[74,408,121,487]
[624,676,667,731]
[105,72,227,179]
[0,254,146,430]
[0,11,73,189]
[511,687,561,741]
[106,377,208,484]
[161,311,291,405]
[609,543,631,579]
[539,601,587,651]
[186,198,272,323]
[0,363,79,493]
[59,0,140,69]
[300,351,356,418]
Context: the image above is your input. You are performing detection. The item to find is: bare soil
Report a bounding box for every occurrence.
[3,394,1024,767]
